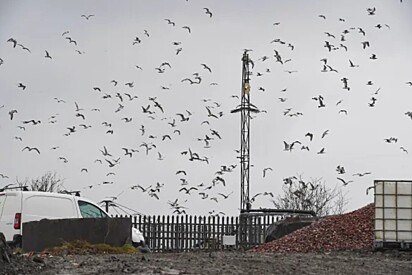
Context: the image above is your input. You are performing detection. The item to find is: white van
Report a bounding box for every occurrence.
[0,189,146,249]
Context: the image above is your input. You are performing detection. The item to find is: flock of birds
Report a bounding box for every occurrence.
[277,9,410,191]
[0,2,411,216]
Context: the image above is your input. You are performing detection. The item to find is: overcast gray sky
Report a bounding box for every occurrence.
[1,0,412,217]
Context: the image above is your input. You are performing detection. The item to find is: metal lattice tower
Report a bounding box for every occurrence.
[231,51,259,212]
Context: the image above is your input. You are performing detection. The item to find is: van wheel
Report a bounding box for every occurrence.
[132,241,151,253]
[132,240,144,248]
[12,234,22,248]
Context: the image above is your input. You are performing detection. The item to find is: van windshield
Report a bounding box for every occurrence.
[78,200,108,218]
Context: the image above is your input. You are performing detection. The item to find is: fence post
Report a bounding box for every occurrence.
[182,215,186,252]
[217,215,221,250]
[147,215,151,251]
[160,215,164,251]
[170,215,175,251]
[211,216,216,251]
[193,216,198,249]
[188,215,192,250]
[179,215,183,252]
[154,215,158,252]
[183,215,186,252]
[166,215,170,252]
[201,216,205,249]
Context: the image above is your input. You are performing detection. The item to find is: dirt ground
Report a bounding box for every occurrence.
[2,249,412,275]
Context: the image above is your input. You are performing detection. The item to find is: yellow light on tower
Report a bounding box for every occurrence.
[244,82,250,94]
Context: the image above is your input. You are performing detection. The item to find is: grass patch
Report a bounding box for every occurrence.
[43,240,139,255]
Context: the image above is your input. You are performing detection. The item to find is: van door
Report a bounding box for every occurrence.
[0,192,22,242]
[22,194,78,223]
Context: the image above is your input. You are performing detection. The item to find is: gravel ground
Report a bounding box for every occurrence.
[2,250,411,275]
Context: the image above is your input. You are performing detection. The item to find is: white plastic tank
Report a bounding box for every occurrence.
[374,180,412,249]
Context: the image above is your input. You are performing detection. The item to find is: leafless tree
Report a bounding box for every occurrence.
[16,171,65,192]
[271,175,348,217]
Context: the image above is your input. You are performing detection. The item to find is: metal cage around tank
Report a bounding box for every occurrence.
[373,180,412,250]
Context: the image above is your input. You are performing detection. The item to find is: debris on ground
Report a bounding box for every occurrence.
[0,233,11,264]
[0,232,48,275]
[251,203,375,253]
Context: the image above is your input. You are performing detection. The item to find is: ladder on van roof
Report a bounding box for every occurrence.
[0,185,29,192]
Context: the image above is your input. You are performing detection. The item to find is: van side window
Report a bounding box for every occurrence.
[78,201,108,218]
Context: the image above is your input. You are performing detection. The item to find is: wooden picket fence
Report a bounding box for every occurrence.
[115,214,283,252]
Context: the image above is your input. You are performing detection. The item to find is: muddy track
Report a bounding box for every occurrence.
[2,250,411,275]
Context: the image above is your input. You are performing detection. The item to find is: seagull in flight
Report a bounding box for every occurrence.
[65,37,77,45]
[176,47,183,55]
[284,70,298,74]
[352,172,371,177]
[7,38,17,48]
[182,26,191,33]
[45,50,52,59]
[9,110,17,120]
[22,146,40,154]
[218,191,233,199]
[349,59,359,67]
[367,7,376,15]
[361,41,370,49]
[203,8,213,17]
[201,63,212,73]
[283,140,301,152]
[100,146,112,157]
[337,177,353,186]
[263,167,273,178]
[81,14,95,20]
[22,119,41,125]
[176,170,187,176]
[321,129,329,139]
[165,19,175,26]
[18,43,31,53]
[305,132,314,141]
[17,83,26,90]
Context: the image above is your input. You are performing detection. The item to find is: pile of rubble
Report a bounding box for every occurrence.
[0,233,46,275]
[251,203,374,253]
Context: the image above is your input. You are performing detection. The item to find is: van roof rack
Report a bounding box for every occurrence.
[0,185,29,192]
[59,190,81,197]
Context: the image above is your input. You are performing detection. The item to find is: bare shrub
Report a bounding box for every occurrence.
[16,171,64,192]
[271,175,348,217]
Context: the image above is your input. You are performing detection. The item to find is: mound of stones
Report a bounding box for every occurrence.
[251,203,374,253]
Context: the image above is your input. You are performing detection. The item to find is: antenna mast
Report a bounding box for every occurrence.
[231,50,259,212]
